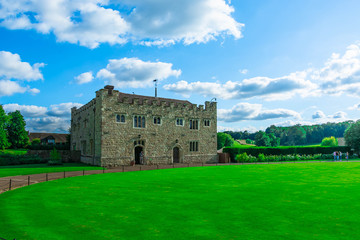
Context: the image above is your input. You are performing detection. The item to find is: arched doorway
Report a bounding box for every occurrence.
[135,146,143,165]
[173,147,180,163]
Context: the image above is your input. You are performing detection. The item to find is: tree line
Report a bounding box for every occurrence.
[224,121,354,147]
[0,105,29,149]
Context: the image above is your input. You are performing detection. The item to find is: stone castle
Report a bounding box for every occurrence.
[71,85,217,167]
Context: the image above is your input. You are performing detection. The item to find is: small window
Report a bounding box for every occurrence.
[116,114,125,123]
[190,141,199,152]
[204,119,210,127]
[134,115,145,128]
[189,119,199,130]
[153,116,161,125]
[176,118,184,126]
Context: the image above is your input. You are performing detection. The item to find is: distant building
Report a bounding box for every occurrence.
[28,132,68,145]
[71,85,217,167]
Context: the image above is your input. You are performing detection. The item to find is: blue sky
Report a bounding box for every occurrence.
[1,0,360,133]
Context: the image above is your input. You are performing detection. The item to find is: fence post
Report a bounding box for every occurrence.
[9,179,11,191]
[28,176,30,186]
[140,166,142,171]
[103,167,105,174]
[63,171,66,178]
[83,169,85,176]
[46,173,48,181]
[157,164,159,169]
[122,165,124,172]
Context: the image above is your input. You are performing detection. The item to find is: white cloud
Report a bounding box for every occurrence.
[312,110,326,119]
[217,125,258,133]
[0,51,44,81]
[47,102,83,117]
[0,0,243,48]
[74,71,93,84]
[3,103,47,117]
[218,102,301,122]
[1,102,83,133]
[165,42,360,101]
[0,80,27,96]
[26,117,70,133]
[96,57,181,88]
[164,71,316,100]
[239,69,248,74]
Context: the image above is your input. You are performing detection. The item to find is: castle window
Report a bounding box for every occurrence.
[176,118,184,126]
[153,116,161,125]
[204,119,210,127]
[134,115,146,128]
[189,119,199,130]
[116,114,125,123]
[189,141,199,152]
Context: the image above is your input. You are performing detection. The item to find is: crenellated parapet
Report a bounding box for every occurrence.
[71,99,96,116]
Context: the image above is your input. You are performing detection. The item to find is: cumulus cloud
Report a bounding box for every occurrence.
[218,103,301,122]
[74,71,93,84]
[96,57,181,88]
[26,117,70,133]
[164,71,316,100]
[47,102,83,117]
[2,102,83,133]
[312,110,326,119]
[0,0,243,48]
[0,51,44,81]
[0,51,44,97]
[3,103,47,117]
[310,110,348,122]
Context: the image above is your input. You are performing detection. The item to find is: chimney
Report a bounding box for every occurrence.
[104,85,114,95]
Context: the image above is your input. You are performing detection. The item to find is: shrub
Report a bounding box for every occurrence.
[48,148,62,165]
[235,152,249,163]
[321,136,338,147]
[257,153,265,162]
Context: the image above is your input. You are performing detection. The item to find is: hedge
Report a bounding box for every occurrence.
[223,146,352,162]
[0,154,45,166]
[27,143,70,150]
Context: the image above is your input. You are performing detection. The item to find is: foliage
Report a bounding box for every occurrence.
[217,132,235,150]
[7,110,29,149]
[246,139,255,144]
[0,154,43,166]
[254,131,280,147]
[235,152,249,162]
[320,136,338,147]
[48,148,62,165]
[31,138,41,145]
[0,105,10,150]
[225,120,353,146]
[223,145,352,161]
[344,120,360,154]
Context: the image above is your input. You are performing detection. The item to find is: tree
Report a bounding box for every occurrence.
[254,131,270,147]
[0,105,10,150]
[217,132,235,150]
[344,121,360,153]
[268,133,280,147]
[320,136,338,147]
[7,110,29,148]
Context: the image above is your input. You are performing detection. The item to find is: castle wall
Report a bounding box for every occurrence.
[98,89,217,167]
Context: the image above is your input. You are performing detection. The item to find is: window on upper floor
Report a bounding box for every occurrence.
[204,119,210,127]
[153,116,161,125]
[176,118,184,126]
[116,114,126,123]
[189,119,199,130]
[134,115,146,128]
[189,141,199,152]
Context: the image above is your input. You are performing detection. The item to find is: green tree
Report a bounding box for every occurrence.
[217,132,235,150]
[31,138,41,145]
[255,131,271,147]
[320,136,338,147]
[7,110,29,148]
[268,133,280,147]
[0,105,10,150]
[345,121,360,153]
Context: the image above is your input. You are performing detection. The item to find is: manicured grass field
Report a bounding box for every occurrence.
[1,163,360,239]
[0,163,103,178]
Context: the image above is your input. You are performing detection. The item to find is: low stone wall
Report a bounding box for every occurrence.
[26,150,81,163]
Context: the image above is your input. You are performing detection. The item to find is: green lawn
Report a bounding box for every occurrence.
[1,163,360,239]
[0,163,103,178]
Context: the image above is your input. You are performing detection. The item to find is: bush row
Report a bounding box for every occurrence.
[235,153,355,163]
[224,146,352,161]
[0,154,46,166]
[27,144,70,150]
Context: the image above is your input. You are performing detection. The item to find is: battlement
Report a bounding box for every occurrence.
[71,99,96,116]
[96,86,216,112]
